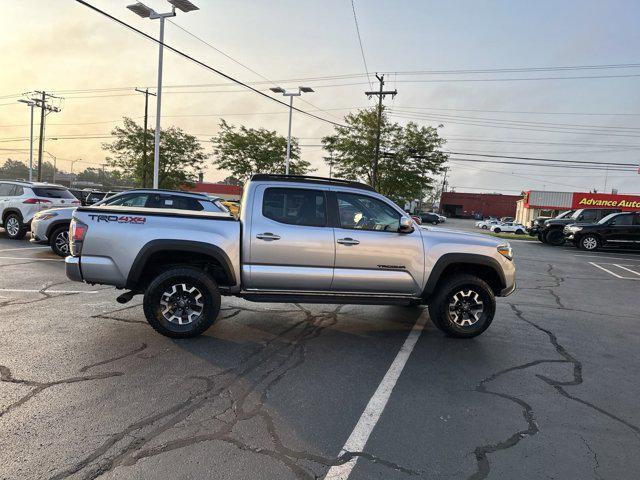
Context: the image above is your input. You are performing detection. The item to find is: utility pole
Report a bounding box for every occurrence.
[135,88,156,188]
[438,167,449,214]
[31,91,61,182]
[365,73,397,190]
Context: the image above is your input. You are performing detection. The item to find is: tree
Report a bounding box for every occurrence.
[75,167,135,188]
[0,159,30,180]
[211,120,312,183]
[322,107,448,205]
[103,117,206,190]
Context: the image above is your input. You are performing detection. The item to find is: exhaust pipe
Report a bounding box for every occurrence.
[116,291,136,304]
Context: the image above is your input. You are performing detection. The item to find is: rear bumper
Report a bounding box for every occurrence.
[65,256,83,282]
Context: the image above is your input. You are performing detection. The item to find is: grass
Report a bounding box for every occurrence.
[482,231,536,241]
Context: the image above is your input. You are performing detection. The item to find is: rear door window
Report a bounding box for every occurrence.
[262,188,326,227]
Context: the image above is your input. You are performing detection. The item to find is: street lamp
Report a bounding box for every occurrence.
[126,0,199,189]
[270,86,314,175]
[17,99,36,182]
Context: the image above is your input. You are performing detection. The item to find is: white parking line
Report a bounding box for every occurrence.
[324,311,429,480]
[575,254,640,262]
[0,246,50,252]
[0,256,62,262]
[0,288,99,294]
[589,262,626,279]
[614,264,640,276]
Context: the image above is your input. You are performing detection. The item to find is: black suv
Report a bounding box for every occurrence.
[564,212,640,251]
[420,212,441,225]
[538,208,620,246]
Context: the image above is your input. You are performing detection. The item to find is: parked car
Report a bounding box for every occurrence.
[65,174,516,339]
[436,214,447,223]
[527,211,574,237]
[564,211,640,251]
[476,219,501,230]
[490,222,526,234]
[420,212,441,224]
[31,189,230,256]
[538,208,621,246]
[0,181,80,239]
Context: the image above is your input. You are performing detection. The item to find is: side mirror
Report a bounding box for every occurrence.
[399,216,414,234]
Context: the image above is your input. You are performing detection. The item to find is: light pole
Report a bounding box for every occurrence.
[17,99,35,181]
[270,86,314,175]
[127,0,199,189]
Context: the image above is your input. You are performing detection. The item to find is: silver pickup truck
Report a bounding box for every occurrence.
[66,175,515,339]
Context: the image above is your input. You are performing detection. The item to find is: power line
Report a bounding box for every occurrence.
[350,0,372,89]
[391,108,640,132]
[445,151,640,167]
[445,157,636,172]
[393,105,640,117]
[74,0,349,129]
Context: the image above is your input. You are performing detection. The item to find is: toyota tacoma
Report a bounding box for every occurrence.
[66,175,516,339]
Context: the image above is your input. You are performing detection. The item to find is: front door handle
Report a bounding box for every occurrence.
[256,232,281,241]
[337,237,360,245]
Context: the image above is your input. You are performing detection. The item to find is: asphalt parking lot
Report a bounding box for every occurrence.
[1,226,639,480]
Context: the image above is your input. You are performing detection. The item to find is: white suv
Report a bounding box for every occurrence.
[0,181,80,239]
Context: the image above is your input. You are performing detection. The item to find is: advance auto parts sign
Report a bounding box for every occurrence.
[572,193,640,211]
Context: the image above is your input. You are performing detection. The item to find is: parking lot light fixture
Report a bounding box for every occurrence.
[270,86,314,175]
[126,0,199,189]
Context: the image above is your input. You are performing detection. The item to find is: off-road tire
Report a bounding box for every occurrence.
[545,229,565,246]
[428,274,496,338]
[143,267,221,338]
[578,234,601,251]
[3,213,27,240]
[50,225,71,257]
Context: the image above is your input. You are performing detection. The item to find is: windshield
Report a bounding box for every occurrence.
[598,213,619,225]
[556,210,572,219]
[569,210,583,220]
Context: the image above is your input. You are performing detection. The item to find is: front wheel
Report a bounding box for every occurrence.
[515,229,524,235]
[545,229,565,246]
[428,274,496,338]
[493,228,501,233]
[143,267,220,338]
[50,225,70,257]
[4,213,27,240]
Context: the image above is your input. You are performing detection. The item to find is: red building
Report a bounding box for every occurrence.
[185,181,242,200]
[440,191,521,218]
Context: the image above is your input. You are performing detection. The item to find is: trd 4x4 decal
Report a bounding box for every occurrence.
[87,214,146,224]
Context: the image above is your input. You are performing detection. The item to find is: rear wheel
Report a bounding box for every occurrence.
[50,225,70,257]
[428,274,496,338]
[143,267,220,338]
[578,234,600,251]
[3,213,27,240]
[515,229,524,235]
[545,229,565,246]
[481,225,488,230]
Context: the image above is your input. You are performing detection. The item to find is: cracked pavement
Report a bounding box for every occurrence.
[1,223,639,479]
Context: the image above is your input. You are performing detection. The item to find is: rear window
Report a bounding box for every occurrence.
[32,187,76,199]
[263,187,326,227]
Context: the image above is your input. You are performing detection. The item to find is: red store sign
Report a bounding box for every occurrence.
[571,193,640,211]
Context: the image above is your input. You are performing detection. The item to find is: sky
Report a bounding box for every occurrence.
[1,0,640,195]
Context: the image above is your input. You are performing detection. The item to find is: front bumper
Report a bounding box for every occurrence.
[65,256,83,282]
[500,281,516,297]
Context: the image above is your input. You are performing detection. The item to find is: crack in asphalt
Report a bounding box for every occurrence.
[468,299,640,480]
[46,304,417,480]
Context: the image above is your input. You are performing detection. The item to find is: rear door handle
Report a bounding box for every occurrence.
[256,232,281,241]
[337,237,360,245]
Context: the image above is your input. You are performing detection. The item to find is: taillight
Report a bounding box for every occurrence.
[69,219,88,256]
[23,198,52,204]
